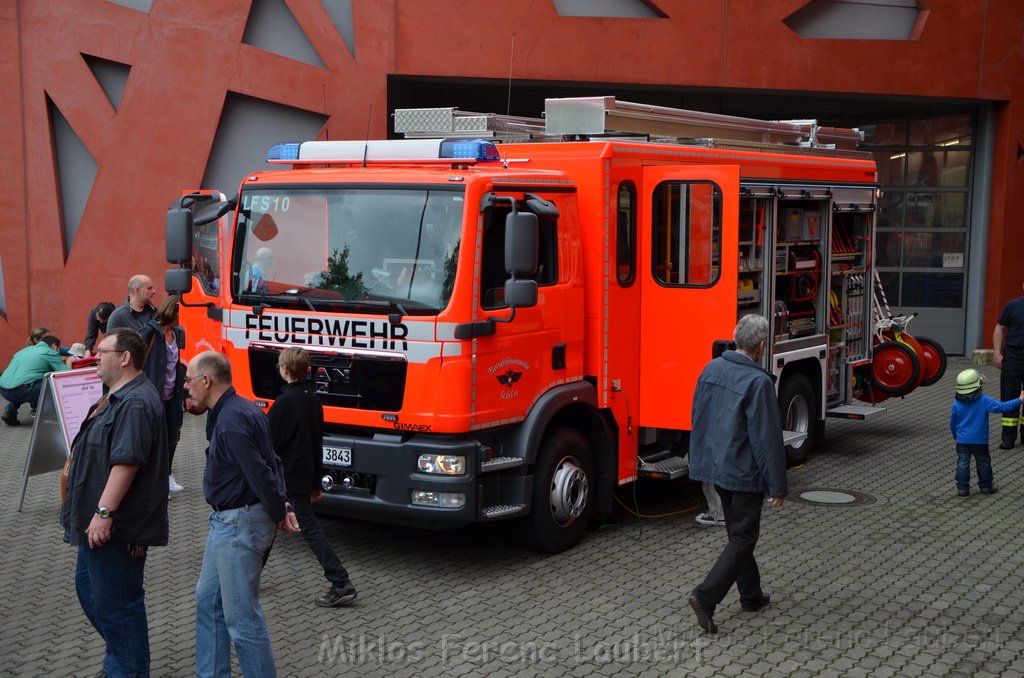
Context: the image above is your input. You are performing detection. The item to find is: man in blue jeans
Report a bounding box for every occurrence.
[186,351,299,678]
[0,334,68,425]
[686,314,788,634]
[60,328,169,677]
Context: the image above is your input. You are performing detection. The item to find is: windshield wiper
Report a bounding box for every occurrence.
[241,288,419,320]
[334,297,410,322]
[239,291,317,312]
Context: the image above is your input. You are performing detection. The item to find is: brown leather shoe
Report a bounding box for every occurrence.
[688,594,717,633]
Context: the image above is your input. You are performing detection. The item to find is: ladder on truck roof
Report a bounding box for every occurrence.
[393,96,865,153]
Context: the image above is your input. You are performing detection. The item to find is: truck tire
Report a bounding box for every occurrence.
[779,374,815,466]
[870,340,920,395]
[517,428,594,553]
[913,335,947,387]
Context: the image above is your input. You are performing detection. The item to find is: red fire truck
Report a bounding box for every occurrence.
[166,97,941,552]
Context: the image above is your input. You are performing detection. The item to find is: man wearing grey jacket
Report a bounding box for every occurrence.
[686,314,788,634]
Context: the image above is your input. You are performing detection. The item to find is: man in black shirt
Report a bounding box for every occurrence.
[186,351,299,677]
[106,274,157,333]
[993,285,1024,449]
[60,328,169,677]
[268,347,357,607]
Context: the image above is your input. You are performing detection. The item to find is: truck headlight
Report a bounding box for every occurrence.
[411,491,466,508]
[417,454,465,475]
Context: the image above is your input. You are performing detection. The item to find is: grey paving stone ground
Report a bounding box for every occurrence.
[2,358,1023,677]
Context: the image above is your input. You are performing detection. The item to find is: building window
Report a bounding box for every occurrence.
[863,112,973,309]
[784,0,921,40]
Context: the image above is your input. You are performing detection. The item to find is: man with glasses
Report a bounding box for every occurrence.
[60,328,169,677]
[186,351,299,677]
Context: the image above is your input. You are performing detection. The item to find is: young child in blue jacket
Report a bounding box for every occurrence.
[949,368,1024,496]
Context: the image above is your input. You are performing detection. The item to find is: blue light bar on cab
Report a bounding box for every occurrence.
[438,139,501,161]
[265,138,501,163]
[267,142,301,161]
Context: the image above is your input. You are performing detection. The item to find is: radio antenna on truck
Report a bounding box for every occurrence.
[361,104,373,168]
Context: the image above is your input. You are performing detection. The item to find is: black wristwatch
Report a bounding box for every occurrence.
[96,507,112,519]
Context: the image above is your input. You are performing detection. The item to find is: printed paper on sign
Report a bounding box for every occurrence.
[942,252,963,268]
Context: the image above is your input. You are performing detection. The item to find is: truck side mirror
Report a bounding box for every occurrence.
[505,212,538,277]
[166,208,194,264]
[505,279,537,308]
[165,268,193,295]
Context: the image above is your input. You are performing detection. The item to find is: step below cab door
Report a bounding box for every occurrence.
[639,165,739,430]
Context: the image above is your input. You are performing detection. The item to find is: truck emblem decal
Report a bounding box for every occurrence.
[488,358,529,400]
[496,369,523,387]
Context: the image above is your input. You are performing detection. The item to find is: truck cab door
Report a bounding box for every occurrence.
[181,206,231,361]
[638,165,739,430]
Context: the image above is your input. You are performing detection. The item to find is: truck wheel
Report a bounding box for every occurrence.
[913,335,947,387]
[779,374,815,466]
[870,340,920,395]
[518,428,594,553]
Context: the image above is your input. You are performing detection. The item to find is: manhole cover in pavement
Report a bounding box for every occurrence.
[794,488,875,507]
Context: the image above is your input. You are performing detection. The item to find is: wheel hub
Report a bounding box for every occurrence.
[549,455,589,525]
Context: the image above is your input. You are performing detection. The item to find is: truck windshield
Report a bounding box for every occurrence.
[234,187,463,315]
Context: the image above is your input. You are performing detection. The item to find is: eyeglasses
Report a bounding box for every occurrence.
[183,373,207,384]
[95,348,125,356]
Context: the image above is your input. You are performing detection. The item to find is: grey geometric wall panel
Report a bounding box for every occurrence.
[201,93,329,196]
[49,97,98,263]
[243,0,326,68]
[82,54,131,111]
[553,0,666,18]
[321,0,355,57]
[106,0,152,12]
[785,0,919,40]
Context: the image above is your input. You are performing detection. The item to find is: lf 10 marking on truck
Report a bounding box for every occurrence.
[166,97,944,552]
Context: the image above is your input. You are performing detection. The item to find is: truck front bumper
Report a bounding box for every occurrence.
[314,430,528,528]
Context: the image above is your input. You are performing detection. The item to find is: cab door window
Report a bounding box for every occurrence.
[616,181,637,286]
[651,182,722,286]
[480,202,558,309]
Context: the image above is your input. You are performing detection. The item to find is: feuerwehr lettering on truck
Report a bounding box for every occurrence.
[244,313,409,351]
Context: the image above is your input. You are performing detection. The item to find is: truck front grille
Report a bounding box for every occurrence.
[249,344,407,411]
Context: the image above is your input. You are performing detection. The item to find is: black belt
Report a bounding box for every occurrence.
[210,501,259,512]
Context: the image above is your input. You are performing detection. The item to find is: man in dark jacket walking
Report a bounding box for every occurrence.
[267,347,358,607]
[687,314,787,634]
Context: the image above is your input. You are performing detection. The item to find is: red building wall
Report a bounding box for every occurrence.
[2,0,1022,361]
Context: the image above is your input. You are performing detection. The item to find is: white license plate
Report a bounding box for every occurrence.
[322,446,352,466]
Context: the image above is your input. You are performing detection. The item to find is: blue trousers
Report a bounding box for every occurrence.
[75,543,150,677]
[195,504,278,678]
[956,443,993,493]
[0,380,41,417]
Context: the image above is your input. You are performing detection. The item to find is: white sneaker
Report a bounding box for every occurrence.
[695,512,725,526]
[168,475,184,493]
